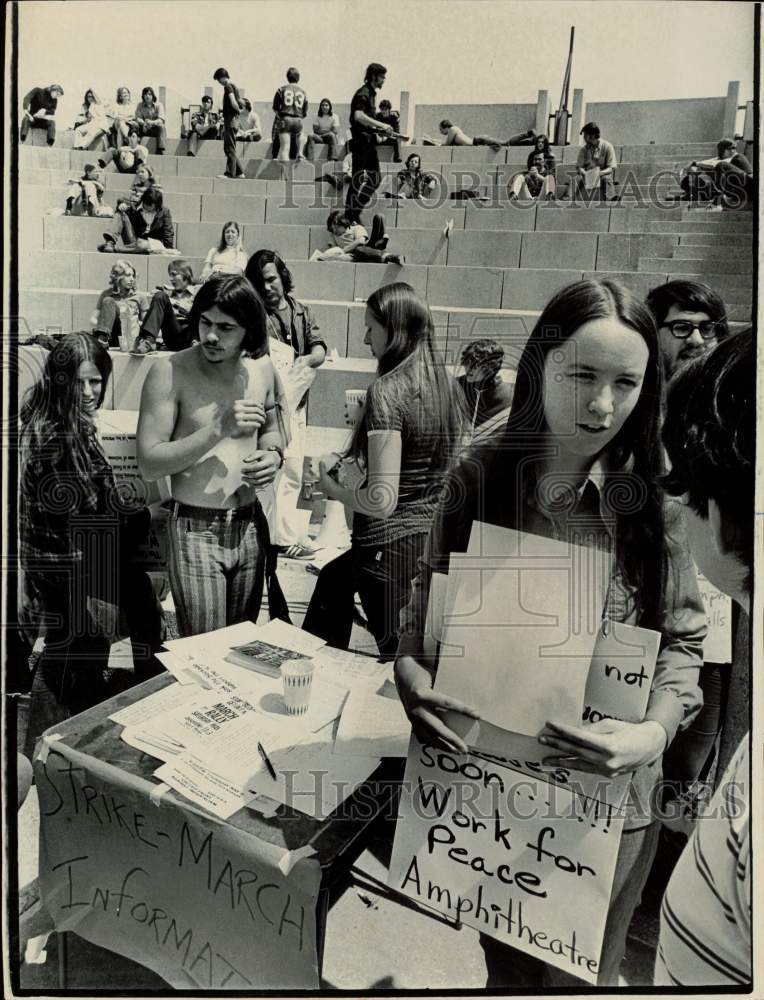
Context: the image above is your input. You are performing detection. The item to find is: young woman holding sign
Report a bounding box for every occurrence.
[394,278,706,987]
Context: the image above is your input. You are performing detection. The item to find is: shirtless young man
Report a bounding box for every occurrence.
[137,273,287,636]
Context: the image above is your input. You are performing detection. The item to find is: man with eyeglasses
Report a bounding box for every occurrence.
[646,279,729,378]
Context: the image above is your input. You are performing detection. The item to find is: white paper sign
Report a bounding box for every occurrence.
[582,621,660,725]
[389,737,625,984]
[334,687,411,758]
[435,529,609,737]
[697,571,733,664]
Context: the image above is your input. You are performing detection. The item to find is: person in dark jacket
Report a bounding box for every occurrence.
[20,84,63,145]
[99,186,179,255]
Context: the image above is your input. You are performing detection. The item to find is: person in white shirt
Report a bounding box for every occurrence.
[200,221,249,281]
[235,98,262,142]
[656,329,753,989]
[306,98,342,161]
[110,86,138,147]
[73,89,111,150]
[573,121,618,201]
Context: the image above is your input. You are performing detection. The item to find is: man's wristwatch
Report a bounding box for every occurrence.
[267,445,285,469]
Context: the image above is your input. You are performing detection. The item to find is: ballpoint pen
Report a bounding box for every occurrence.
[257,741,278,781]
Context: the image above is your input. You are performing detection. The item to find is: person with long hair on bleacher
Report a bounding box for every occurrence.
[99,185,179,256]
[20,333,163,757]
[394,278,706,987]
[72,88,111,150]
[200,221,249,280]
[302,282,464,659]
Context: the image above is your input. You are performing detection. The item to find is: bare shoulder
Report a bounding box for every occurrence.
[143,349,194,396]
[243,354,278,381]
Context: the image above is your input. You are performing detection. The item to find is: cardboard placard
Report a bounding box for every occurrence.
[389,737,624,984]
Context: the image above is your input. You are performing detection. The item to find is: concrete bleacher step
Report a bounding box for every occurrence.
[34,215,696,274]
[678,233,752,247]
[22,262,751,345]
[672,245,751,262]
[648,218,753,236]
[638,256,753,276]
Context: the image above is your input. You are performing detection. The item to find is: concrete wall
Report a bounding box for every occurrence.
[582,97,726,145]
[413,104,536,143]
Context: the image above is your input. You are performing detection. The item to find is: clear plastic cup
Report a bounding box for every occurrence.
[280,659,315,716]
[344,389,367,428]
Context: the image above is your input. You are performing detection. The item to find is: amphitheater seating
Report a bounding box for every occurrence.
[16,129,753,439]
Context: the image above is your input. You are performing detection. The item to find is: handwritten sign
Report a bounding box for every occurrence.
[35,743,321,989]
[389,738,624,984]
[697,571,733,664]
[582,622,660,725]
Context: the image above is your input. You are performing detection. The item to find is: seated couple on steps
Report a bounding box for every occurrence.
[310,210,405,265]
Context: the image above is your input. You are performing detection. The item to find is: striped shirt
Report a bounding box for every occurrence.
[655,733,751,987]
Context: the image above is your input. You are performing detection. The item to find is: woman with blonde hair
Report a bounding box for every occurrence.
[302,282,464,658]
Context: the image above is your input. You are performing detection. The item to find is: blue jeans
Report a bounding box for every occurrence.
[480,821,661,987]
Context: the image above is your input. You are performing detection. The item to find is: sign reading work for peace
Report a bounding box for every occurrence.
[35,741,321,989]
[389,738,625,984]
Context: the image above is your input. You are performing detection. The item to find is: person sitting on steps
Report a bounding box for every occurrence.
[508,151,556,201]
[391,152,438,199]
[310,210,404,265]
[135,86,167,154]
[64,162,107,216]
[133,259,201,354]
[375,99,403,162]
[99,185,179,256]
[98,127,150,173]
[306,98,342,161]
[235,98,262,142]
[187,95,220,156]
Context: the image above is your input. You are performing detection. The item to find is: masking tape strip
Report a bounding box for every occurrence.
[278,843,317,877]
[36,734,62,764]
[149,782,171,806]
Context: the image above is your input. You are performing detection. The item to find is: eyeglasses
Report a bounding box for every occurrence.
[662,320,721,340]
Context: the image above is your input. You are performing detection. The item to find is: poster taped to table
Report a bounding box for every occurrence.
[389,736,625,984]
[34,740,321,989]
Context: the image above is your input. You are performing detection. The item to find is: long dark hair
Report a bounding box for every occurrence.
[216,220,244,254]
[318,98,333,116]
[188,273,269,357]
[141,86,157,104]
[487,278,667,628]
[20,333,112,480]
[347,283,464,471]
[245,249,294,297]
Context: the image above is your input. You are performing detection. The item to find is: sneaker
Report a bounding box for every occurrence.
[101,232,117,245]
[131,339,155,355]
[98,243,116,253]
[708,204,724,213]
[384,253,405,266]
[64,209,71,216]
[442,218,454,238]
